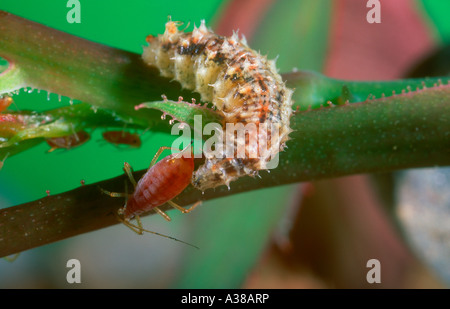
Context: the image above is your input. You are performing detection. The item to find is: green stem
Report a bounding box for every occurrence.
[1,83,449,257]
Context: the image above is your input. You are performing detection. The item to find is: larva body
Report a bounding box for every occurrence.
[143,20,294,191]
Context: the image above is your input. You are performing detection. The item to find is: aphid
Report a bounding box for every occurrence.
[100,145,201,248]
[46,130,90,152]
[102,130,142,148]
[143,18,294,191]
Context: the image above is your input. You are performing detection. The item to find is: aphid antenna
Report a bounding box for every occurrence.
[173,140,194,159]
[121,162,136,188]
[114,212,199,249]
[180,20,191,32]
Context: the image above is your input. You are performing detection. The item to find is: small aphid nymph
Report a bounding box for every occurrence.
[102,130,142,148]
[46,130,90,152]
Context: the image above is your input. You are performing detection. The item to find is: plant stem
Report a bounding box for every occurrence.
[285,70,449,109]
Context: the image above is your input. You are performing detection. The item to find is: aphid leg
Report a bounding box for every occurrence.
[99,187,130,198]
[3,253,20,262]
[115,213,143,235]
[150,142,193,167]
[100,162,135,199]
[134,215,144,234]
[70,124,79,143]
[167,200,202,214]
[123,162,137,188]
[153,206,172,221]
[46,146,57,153]
[150,146,174,167]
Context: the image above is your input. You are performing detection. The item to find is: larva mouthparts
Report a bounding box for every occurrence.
[143,19,294,191]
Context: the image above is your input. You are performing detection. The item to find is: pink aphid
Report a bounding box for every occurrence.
[101,145,201,248]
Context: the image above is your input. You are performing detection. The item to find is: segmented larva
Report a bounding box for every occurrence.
[143,19,294,191]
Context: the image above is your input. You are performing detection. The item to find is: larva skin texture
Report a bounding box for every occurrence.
[143,20,294,191]
[123,153,194,219]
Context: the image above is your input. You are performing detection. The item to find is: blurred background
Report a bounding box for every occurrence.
[0,0,449,288]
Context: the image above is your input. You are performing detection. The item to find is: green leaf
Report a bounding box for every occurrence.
[136,98,224,132]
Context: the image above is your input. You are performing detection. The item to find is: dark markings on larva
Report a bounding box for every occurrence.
[212,52,226,65]
[244,76,255,83]
[178,43,206,56]
[161,43,172,52]
[143,19,294,191]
